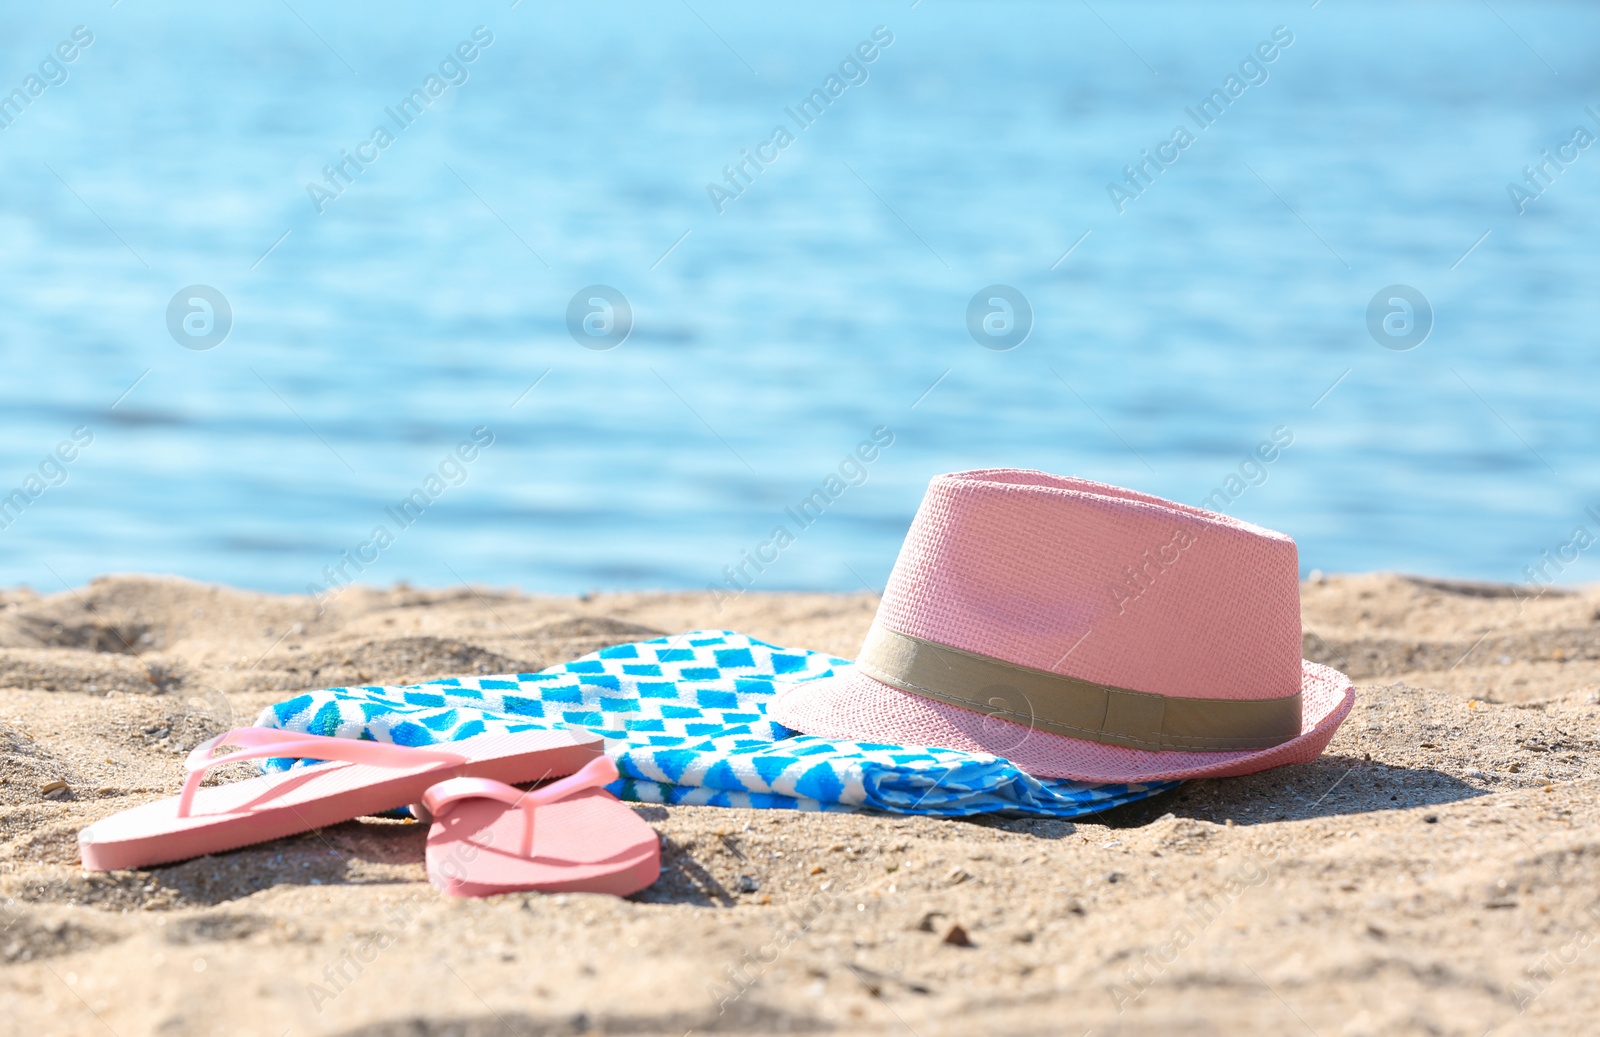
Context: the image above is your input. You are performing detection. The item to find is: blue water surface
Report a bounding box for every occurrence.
[0,1,1597,596]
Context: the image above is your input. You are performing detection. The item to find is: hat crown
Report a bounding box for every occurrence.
[874,470,1303,702]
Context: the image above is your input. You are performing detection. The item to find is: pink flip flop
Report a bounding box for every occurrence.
[78,727,604,871]
[421,755,661,898]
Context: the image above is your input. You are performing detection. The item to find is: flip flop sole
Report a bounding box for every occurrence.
[79,729,603,872]
[426,787,661,898]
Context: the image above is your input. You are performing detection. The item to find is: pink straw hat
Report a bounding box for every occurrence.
[768,470,1355,783]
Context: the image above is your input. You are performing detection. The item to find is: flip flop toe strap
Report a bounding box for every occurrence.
[423,755,620,858]
[179,728,468,818]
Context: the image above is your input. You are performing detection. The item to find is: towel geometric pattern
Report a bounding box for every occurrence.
[256,630,1176,817]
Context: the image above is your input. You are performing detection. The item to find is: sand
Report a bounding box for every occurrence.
[2,573,1598,1037]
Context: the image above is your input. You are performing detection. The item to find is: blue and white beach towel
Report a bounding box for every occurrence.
[256,630,1176,818]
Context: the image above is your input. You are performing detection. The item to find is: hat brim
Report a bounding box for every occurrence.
[767,660,1355,783]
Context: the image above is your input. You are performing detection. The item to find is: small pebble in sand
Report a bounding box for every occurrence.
[942,924,973,947]
[40,780,68,798]
[734,875,759,894]
[1465,768,1485,778]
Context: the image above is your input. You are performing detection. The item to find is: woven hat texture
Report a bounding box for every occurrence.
[768,469,1356,781]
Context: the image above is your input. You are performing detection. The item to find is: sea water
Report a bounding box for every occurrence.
[1,1,1596,597]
